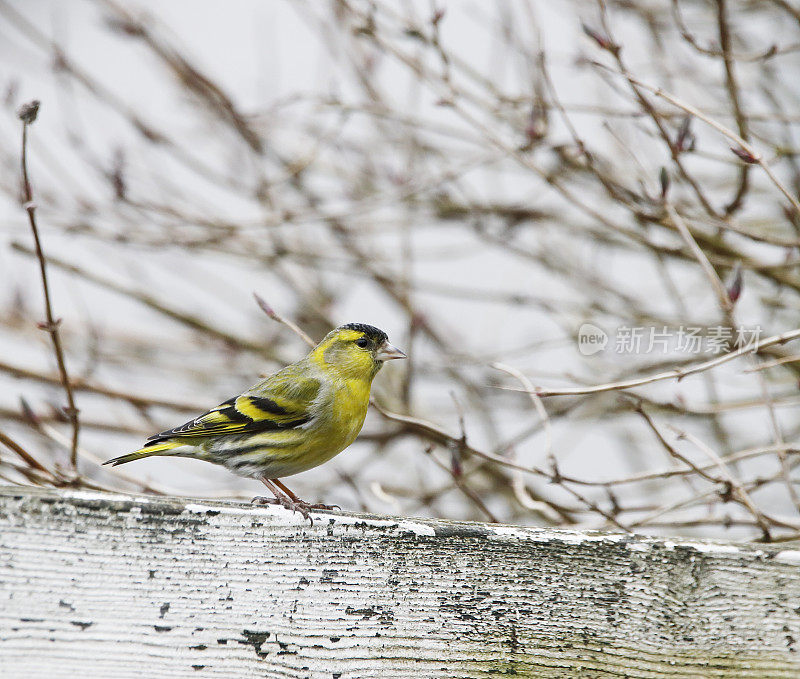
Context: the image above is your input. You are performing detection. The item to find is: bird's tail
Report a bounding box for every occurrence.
[103,440,183,467]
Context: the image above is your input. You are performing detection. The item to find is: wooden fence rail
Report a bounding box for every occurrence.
[1,486,800,677]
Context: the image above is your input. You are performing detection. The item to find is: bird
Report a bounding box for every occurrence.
[104,323,406,519]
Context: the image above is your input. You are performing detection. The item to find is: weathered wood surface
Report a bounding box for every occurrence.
[1,486,800,678]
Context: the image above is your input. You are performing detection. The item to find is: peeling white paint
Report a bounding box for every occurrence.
[68,489,156,505]
[666,541,745,556]
[397,520,436,537]
[775,550,800,564]
[485,524,531,539]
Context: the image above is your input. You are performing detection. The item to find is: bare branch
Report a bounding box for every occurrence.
[17,100,80,471]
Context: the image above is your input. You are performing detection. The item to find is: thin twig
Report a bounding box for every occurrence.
[0,427,51,475]
[492,362,553,457]
[18,100,80,471]
[253,292,316,348]
[664,201,733,314]
[751,355,800,511]
[743,354,800,372]
[715,0,751,215]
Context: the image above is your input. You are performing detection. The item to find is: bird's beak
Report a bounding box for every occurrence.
[376,341,406,361]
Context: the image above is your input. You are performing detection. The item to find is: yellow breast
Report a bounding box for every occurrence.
[324,377,371,447]
[295,376,371,471]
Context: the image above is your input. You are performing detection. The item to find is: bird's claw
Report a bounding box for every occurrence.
[251,495,280,506]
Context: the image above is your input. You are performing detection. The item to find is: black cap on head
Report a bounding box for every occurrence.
[341,323,388,343]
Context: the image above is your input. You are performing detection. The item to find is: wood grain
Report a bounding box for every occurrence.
[1,485,799,678]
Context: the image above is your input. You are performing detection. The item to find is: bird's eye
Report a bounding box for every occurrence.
[355,337,369,348]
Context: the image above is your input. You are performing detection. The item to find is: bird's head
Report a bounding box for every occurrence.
[312,323,406,380]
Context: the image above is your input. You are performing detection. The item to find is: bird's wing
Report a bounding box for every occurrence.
[146,367,321,443]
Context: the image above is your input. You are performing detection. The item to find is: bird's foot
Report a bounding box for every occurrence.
[250,495,338,524]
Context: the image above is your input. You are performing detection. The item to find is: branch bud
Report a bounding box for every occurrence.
[730,146,759,164]
[726,262,743,304]
[675,115,695,153]
[581,23,619,55]
[17,100,40,124]
[659,166,670,200]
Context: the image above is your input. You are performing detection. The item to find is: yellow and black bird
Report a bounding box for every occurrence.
[104,323,405,517]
